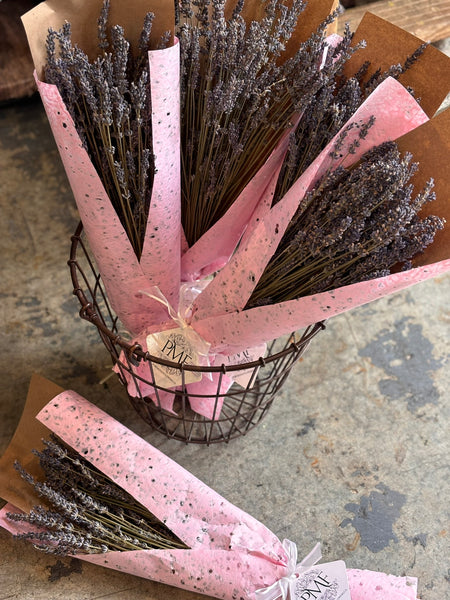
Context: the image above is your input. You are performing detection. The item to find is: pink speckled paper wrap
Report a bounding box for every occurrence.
[191,77,429,323]
[22,3,450,415]
[186,79,450,355]
[114,352,233,420]
[2,392,289,599]
[140,41,181,310]
[181,127,292,282]
[347,570,418,600]
[193,259,450,354]
[0,505,420,600]
[36,42,182,336]
[0,387,419,600]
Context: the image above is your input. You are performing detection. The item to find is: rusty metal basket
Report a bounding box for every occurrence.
[69,223,325,444]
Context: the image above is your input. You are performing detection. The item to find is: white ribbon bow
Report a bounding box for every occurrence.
[254,541,322,600]
[141,283,211,353]
[139,284,212,386]
[142,282,209,330]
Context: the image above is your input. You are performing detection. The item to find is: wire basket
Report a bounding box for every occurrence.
[69,223,325,444]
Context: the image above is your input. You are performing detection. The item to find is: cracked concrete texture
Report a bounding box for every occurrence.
[0,83,449,600]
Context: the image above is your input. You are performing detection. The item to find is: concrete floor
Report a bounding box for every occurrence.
[0,87,449,598]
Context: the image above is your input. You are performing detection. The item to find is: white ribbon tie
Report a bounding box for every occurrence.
[254,541,322,600]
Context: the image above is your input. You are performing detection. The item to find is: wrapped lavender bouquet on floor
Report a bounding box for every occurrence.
[0,376,424,600]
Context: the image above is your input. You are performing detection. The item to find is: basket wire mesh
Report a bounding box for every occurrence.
[69,223,325,444]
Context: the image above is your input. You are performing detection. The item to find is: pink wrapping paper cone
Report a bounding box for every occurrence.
[0,390,420,600]
[192,258,450,355]
[191,77,429,322]
[140,41,181,311]
[347,570,418,600]
[36,42,183,336]
[36,75,165,335]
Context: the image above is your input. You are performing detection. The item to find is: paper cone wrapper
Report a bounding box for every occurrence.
[190,81,450,355]
[0,378,288,599]
[0,376,419,599]
[34,42,181,336]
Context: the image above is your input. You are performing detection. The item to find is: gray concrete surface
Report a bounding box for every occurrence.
[1,89,449,599]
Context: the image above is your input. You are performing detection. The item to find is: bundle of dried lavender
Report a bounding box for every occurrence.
[45,0,360,250]
[273,43,428,202]
[45,1,160,258]
[178,0,358,244]
[7,436,188,554]
[247,139,445,307]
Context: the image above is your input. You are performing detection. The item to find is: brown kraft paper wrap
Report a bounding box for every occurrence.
[0,374,62,513]
[343,12,450,117]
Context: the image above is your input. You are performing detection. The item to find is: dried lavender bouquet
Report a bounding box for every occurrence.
[0,386,426,599]
[44,2,161,258]
[247,137,444,307]
[8,435,188,554]
[177,0,354,245]
[44,0,357,252]
[241,31,444,309]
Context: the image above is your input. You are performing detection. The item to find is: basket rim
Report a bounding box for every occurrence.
[68,221,325,373]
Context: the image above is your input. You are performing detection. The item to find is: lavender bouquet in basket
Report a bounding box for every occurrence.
[0,375,424,600]
[21,0,450,422]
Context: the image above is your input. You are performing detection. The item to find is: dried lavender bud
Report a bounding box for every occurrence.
[138,12,154,53]
[97,0,110,50]
[8,437,189,555]
[362,43,428,98]
[44,1,154,259]
[402,42,428,71]
[248,141,444,307]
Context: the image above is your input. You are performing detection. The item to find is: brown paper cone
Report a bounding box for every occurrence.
[24,0,339,80]
[284,0,339,54]
[395,107,450,267]
[22,0,176,78]
[343,12,450,117]
[0,374,63,513]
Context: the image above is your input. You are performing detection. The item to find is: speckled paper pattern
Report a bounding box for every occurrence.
[32,392,289,599]
[140,41,181,309]
[180,128,292,282]
[191,77,429,322]
[36,76,167,335]
[36,42,183,336]
[346,569,418,600]
[0,501,420,600]
[193,259,450,354]
[114,349,234,420]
